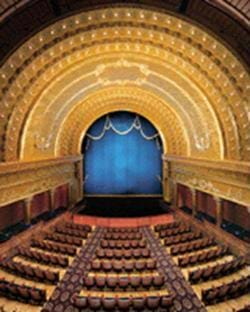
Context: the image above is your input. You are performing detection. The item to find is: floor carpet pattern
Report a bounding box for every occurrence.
[141,226,207,312]
[42,226,207,311]
[42,227,104,312]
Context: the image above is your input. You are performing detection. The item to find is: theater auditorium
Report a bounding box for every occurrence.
[0,0,249,311]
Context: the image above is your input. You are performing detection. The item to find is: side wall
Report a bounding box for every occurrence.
[170,155,250,231]
[0,184,70,231]
[0,201,25,231]
[0,156,82,231]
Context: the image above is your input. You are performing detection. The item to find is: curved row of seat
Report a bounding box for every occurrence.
[18,247,68,268]
[178,245,228,267]
[154,221,181,232]
[105,227,140,233]
[0,222,92,310]
[82,274,165,290]
[54,226,88,238]
[202,276,250,305]
[91,259,157,272]
[103,233,143,240]
[0,259,59,284]
[64,222,92,232]
[158,225,191,238]
[71,293,174,311]
[0,279,46,305]
[189,257,246,284]
[45,232,82,246]
[234,304,250,312]
[31,239,77,256]
[164,231,202,246]
[95,248,151,259]
[100,239,147,249]
[170,237,215,255]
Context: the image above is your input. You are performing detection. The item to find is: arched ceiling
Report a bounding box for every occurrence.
[0,7,249,163]
[0,1,249,67]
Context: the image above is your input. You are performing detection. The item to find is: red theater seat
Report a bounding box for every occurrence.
[113,260,123,272]
[142,275,153,288]
[106,276,117,289]
[124,250,132,259]
[147,296,161,310]
[118,277,129,289]
[96,249,105,258]
[103,261,112,271]
[30,287,46,304]
[124,241,130,249]
[92,261,101,270]
[133,296,146,310]
[117,297,131,310]
[95,276,106,288]
[130,276,141,289]
[101,240,109,248]
[8,283,19,297]
[114,249,123,259]
[106,249,114,259]
[133,249,141,258]
[153,275,165,288]
[161,295,174,308]
[71,293,88,308]
[88,296,102,310]
[147,259,157,270]
[84,276,95,289]
[135,260,145,271]
[124,261,134,272]
[102,297,116,310]
[142,249,150,258]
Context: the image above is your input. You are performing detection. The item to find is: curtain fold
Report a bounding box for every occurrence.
[83,112,163,195]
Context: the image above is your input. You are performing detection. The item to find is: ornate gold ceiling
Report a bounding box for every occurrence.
[0,7,249,163]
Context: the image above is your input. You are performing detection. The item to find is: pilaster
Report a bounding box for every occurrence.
[190,188,197,216]
[214,196,223,227]
[24,197,33,225]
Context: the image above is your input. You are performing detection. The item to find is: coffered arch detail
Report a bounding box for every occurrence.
[55,87,189,157]
[18,50,224,161]
[0,7,248,162]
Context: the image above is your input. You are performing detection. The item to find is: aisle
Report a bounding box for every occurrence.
[42,225,207,312]
[42,227,104,312]
[142,226,207,312]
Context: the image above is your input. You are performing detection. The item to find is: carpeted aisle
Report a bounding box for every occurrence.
[42,225,207,312]
[141,227,207,312]
[42,227,104,312]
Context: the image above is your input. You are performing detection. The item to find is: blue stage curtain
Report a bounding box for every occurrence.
[83,112,163,195]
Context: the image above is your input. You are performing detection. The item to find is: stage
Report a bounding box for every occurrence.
[77,196,170,218]
[73,213,174,227]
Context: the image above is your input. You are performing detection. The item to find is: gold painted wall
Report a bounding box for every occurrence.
[164,155,250,207]
[0,6,249,209]
[0,156,82,208]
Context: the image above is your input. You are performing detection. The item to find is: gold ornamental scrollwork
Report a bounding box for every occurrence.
[0,7,248,162]
[164,155,250,206]
[0,156,82,207]
[56,86,188,157]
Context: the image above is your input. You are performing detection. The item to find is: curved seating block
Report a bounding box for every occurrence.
[0,279,46,305]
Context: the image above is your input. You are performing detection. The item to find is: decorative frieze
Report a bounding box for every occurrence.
[164,155,250,206]
[0,156,82,207]
[0,8,248,163]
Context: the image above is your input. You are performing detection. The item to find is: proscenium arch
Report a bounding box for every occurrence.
[3,23,246,161]
[55,87,190,157]
[0,7,249,162]
[18,49,224,161]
